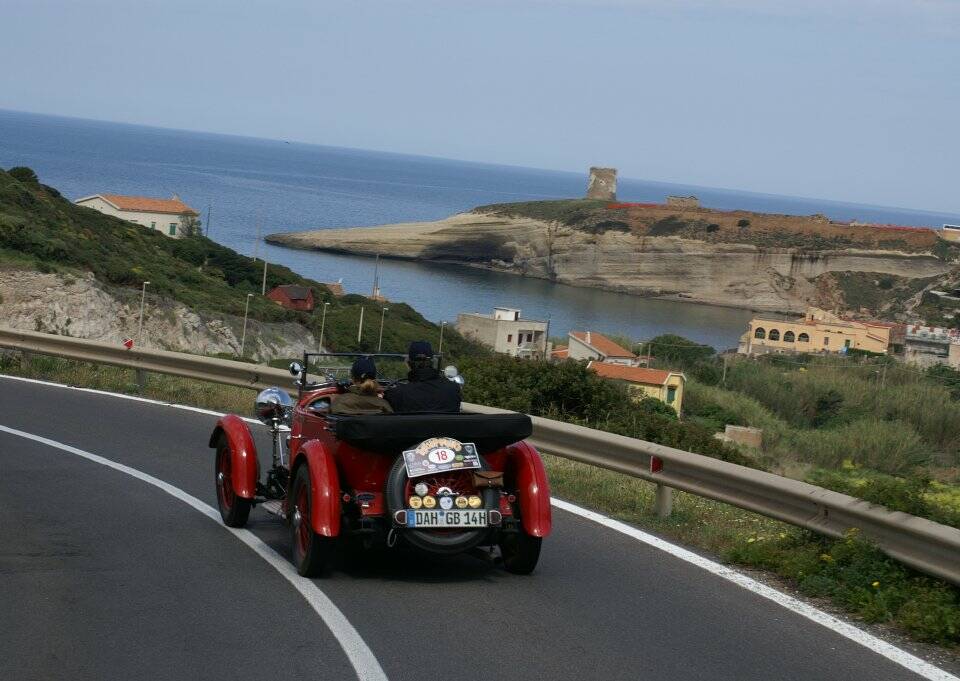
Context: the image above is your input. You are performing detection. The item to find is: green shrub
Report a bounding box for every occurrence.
[7,166,38,184]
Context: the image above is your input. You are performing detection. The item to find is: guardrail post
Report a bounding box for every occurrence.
[20,350,33,366]
[654,483,673,518]
[135,368,147,392]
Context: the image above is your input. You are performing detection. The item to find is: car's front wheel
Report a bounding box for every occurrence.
[289,464,332,577]
[215,436,251,528]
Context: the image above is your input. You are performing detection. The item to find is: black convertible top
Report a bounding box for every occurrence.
[332,412,532,454]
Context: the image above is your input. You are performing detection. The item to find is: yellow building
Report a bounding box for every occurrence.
[588,361,685,414]
[738,307,894,356]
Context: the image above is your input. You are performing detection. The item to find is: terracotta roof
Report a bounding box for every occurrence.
[588,361,677,385]
[94,194,198,215]
[273,284,310,300]
[570,331,635,359]
[551,346,569,359]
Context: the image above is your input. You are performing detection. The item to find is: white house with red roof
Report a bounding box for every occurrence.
[567,331,638,365]
[76,193,200,238]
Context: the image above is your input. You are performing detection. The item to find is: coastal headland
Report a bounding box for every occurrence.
[266,200,957,314]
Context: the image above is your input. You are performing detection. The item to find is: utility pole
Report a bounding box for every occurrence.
[205,203,212,238]
[240,293,254,358]
[372,254,380,299]
[357,306,365,344]
[721,355,728,386]
[318,302,330,352]
[137,281,150,345]
[438,321,447,356]
[378,307,389,352]
[261,259,268,295]
[253,213,262,261]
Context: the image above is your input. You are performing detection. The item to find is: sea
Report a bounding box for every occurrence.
[3,108,959,351]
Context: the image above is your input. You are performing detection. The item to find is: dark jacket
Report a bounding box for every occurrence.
[384,367,461,413]
[331,385,393,415]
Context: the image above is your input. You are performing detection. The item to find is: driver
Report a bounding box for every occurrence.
[384,341,461,413]
[331,357,393,415]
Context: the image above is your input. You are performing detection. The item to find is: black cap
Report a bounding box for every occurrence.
[408,340,433,360]
[351,356,377,380]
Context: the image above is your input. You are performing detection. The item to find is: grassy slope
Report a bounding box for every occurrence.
[0,168,481,356]
[474,199,960,256]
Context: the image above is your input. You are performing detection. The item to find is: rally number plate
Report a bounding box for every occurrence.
[402,437,481,478]
[406,509,488,528]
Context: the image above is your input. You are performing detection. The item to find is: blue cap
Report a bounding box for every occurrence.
[408,340,433,360]
[351,356,377,380]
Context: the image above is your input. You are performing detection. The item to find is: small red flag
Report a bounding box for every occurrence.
[122,338,134,350]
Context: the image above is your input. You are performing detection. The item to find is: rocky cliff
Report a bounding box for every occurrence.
[0,268,317,362]
[266,212,952,313]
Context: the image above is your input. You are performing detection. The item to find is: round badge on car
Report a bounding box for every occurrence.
[439,495,454,510]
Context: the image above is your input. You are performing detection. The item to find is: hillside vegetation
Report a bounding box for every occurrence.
[0,167,476,355]
[474,199,958,255]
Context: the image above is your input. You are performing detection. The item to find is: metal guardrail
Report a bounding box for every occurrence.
[2,326,959,586]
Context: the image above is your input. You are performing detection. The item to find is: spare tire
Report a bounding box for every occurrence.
[385,453,498,555]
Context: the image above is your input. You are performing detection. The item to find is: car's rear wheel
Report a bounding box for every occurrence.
[385,454,498,555]
[215,436,251,528]
[289,464,332,576]
[499,531,542,575]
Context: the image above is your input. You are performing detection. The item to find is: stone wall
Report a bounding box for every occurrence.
[666,195,700,209]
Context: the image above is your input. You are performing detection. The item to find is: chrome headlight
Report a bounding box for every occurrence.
[255,387,293,425]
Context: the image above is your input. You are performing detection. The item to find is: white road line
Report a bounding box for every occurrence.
[2,373,958,680]
[551,498,958,681]
[0,423,388,681]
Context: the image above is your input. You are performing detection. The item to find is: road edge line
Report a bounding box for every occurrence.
[0,422,388,681]
[551,498,957,681]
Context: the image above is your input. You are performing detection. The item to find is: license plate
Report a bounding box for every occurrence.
[406,509,488,528]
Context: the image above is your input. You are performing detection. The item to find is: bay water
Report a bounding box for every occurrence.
[4,109,957,350]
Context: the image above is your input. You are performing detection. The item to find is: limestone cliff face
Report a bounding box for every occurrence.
[266,213,951,313]
[0,268,316,361]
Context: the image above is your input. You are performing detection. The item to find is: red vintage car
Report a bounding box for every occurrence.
[208,352,551,576]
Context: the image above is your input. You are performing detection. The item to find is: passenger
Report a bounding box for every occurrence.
[331,357,393,415]
[384,341,461,413]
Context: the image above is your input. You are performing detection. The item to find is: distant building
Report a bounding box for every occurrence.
[75,193,199,238]
[455,307,549,359]
[324,281,345,297]
[567,331,637,365]
[666,195,700,209]
[588,362,685,414]
[903,324,960,369]
[267,284,315,312]
[586,167,617,201]
[940,224,960,243]
[738,307,894,356]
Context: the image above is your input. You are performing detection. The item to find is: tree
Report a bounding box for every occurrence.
[643,334,715,368]
[8,166,39,184]
[181,214,202,238]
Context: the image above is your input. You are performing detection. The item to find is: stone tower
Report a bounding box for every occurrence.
[586,167,617,201]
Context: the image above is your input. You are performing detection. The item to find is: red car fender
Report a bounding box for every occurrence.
[208,415,259,499]
[291,440,341,537]
[508,441,552,538]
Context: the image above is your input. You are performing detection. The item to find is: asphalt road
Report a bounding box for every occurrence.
[0,376,946,681]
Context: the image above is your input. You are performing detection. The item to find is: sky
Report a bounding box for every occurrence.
[1,0,958,213]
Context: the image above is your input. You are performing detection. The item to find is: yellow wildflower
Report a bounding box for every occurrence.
[872,581,880,588]
[820,553,834,563]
